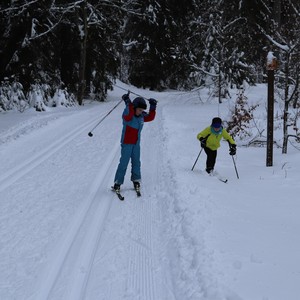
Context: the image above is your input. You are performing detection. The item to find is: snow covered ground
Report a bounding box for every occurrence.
[0,82,299,300]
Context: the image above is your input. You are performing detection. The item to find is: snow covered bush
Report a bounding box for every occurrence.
[0,80,77,112]
[0,78,28,112]
[52,88,77,107]
[28,84,77,111]
[28,83,48,112]
[0,79,10,112]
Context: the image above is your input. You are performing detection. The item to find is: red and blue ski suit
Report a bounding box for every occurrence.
[114,102,156,185]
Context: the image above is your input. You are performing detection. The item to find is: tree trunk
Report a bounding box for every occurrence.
[282,53,290,154]
[292,66,299,109]
[77,0,88,106]
[273,0,281,28]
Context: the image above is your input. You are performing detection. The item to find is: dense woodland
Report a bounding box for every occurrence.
[0,0,299,112]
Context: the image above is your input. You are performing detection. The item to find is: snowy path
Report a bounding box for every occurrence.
[1,85,300,300]
[0,103,123,299]
[31,141,120,300]
[0,111,105,193]
[32,107,171,300]
[83,103,173,300]
[0,96,174,300]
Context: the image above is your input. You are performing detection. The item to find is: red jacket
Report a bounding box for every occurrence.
[121,103,155,144]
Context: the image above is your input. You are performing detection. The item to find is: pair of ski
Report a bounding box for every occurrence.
[216,176,228,183]
[209,172,228,183]
[111,186,141,201]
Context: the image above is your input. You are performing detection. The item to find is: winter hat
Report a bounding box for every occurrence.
[133,97,147,109]
[211,117,222,128]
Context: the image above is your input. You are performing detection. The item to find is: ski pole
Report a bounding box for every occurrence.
[191,148,203,171]
[114,84,156,102]
[88,99,123,137]
[231,155,240,179]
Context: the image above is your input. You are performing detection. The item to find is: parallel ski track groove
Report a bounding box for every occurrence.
[125,108,163,300]
[32,140,120,300]
[0,112,106,193]
[3,103,124,300]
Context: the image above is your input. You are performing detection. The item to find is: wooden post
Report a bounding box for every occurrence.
[266,52,278,167]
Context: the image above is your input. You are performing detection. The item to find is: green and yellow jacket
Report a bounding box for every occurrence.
[197,126,235,151]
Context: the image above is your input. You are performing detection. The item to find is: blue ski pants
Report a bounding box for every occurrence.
[114,144,141,185]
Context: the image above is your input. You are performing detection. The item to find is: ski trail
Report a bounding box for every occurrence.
[125,198,157,299]
[0,113,103,193]
[30,141,120,300]
[123,106,172,300]
[63,194,112,300]
[28,97,175,300]
[81,101,174,300]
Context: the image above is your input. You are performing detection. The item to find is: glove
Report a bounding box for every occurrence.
[229,144,236,156]
[199,137,206,148]
[149,98,157,111]
[122,93,131,105]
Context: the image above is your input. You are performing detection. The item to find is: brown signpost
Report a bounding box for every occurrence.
[266,52,278,167]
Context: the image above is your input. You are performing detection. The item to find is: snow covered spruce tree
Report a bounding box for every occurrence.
[161,0,198,89]
[189,0,254,102]
[0,77,28,112]
[121,0,170,90]
[0,0,79,110]
[44,0,124,105]
[0,1,59,93]
[121,0,197,90]
[0,1,62,111]
[0,0,124,107]
[58,0,123,104]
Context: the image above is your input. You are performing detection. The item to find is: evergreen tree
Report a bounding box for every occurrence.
[0,1,61,92]
[190,0,253,100]
[162,0,197,89]
[122,0,166,90]
[122,0,197,90]
[1,0,299,109]
[0,0,124,104]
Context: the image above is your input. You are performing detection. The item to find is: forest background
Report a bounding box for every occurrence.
[0,0,299,133]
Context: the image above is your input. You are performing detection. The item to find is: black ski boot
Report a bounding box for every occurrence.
[112,183,124,200]
[133,181,141,197]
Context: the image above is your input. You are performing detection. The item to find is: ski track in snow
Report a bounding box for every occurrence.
[25,107,162,300]
[122,107,170,300]
[0,113,61,145]
[83,101,173,300]
[0,104,123,299]
[0,90,230,300]
[0,97,175,300]
[2,84,300,300]
[31,141,120,300]
[0,111,106,193]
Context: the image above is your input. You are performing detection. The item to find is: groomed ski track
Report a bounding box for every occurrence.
[0,95,175,300]
[2,84,300,300]
[29,104,173,300]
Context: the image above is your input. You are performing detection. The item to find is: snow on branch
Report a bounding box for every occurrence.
[191,64,219,78]
[223,17,246,32]
[257,0,272,15]
[0,0,39,14]
[256,24,290,51]
[288,0,300,17]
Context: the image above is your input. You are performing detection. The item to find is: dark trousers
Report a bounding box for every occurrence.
[204,147,217,173]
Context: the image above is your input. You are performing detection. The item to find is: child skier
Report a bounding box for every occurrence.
[113,93,157,198]
[197,117,236,174]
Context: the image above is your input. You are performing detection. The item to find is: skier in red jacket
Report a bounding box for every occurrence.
[113,94,157,198]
